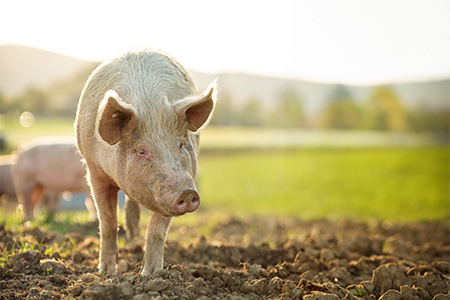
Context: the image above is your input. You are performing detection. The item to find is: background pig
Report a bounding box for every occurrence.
[1,158,78,215]
[75,48,217,275]
[0,162,17,200]
[12,137,94,220]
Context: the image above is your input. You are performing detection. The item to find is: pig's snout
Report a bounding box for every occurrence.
[174,189,200,215]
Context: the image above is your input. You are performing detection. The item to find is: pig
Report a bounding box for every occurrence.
[0,162,17,199]
[75,48,217,275]
[1,158,76,214]
[123,195,141,240]
[12,137,94,220]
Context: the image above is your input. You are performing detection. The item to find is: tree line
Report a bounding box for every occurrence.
[1,83,448,133]
[211,86,449,133]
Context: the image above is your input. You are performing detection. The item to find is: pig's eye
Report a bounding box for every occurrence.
[136,148,150,159]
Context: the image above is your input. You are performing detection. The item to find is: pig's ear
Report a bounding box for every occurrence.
[173,79,217,132]
[96,90,136,145]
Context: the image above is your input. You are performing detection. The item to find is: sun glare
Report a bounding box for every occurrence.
[19,111,35,127]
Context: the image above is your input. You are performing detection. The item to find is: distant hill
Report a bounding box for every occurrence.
[191,71,450,116]
[1,45,449,117]
[0,45,96,95]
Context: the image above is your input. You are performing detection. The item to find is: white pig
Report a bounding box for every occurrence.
[12,137,93,219]
[75,48,217,275]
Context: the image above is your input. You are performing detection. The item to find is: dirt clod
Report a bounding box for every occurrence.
[146,278,170,292]
[0,217,448,299]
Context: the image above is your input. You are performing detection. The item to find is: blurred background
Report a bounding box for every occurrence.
[0,0,449,223]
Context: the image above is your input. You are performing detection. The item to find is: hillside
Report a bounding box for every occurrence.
[1,45,449,117]
[0,45,96,95]
[191,71,450,116]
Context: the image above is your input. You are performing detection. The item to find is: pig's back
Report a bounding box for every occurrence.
[15,140,86,192]
[78,49,195,112]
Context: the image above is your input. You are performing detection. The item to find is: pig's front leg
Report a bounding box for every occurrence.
[141,212,172,275]
[90,176,120,275]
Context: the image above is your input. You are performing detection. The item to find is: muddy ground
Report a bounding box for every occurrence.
[0,214,449,300]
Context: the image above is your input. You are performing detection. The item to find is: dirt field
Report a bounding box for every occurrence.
[0,215,449,300]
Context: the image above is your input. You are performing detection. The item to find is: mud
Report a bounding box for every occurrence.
[0,215,449,299]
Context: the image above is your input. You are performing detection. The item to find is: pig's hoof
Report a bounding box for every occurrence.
[141,263,162,276]
[125,225,140,240]
[99,263,117,275]
[141,268,152,276]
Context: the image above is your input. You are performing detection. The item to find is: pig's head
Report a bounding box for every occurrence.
[95,80,217,217]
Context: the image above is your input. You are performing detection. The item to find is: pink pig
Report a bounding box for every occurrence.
[11,137,92,220]
[75,48,217,275]
[0,162,16,200]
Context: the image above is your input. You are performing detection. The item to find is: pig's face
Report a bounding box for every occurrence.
[95,82,216,217]
[117,132,199,217]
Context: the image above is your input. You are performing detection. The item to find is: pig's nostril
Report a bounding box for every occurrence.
[174,190,200,215]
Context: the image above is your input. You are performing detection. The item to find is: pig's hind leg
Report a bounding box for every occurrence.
[17,183,44,220]
[124,195,140,239]
[89,175,120,275]
[141,212,172,275]
[40,192,60,218]
[31,185,46,210]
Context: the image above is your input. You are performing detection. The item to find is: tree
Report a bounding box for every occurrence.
[320,85,362,129]
[364,86,407,131]
[406,107,450,133]
[209,92,236,126]
[13,88,49,116]
[270,89,304,127]
[239,96,266,127]
[0,92,8,113]
[320,99,362,129]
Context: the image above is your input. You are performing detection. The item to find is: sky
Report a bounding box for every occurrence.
[1,0,450,85]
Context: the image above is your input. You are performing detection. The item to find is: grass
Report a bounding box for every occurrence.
[197,147,449,222]
[1,117,448,224]
[199,127,447,149]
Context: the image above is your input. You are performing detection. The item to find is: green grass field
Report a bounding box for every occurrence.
[1,117,449,223]
[198,147,449,222]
